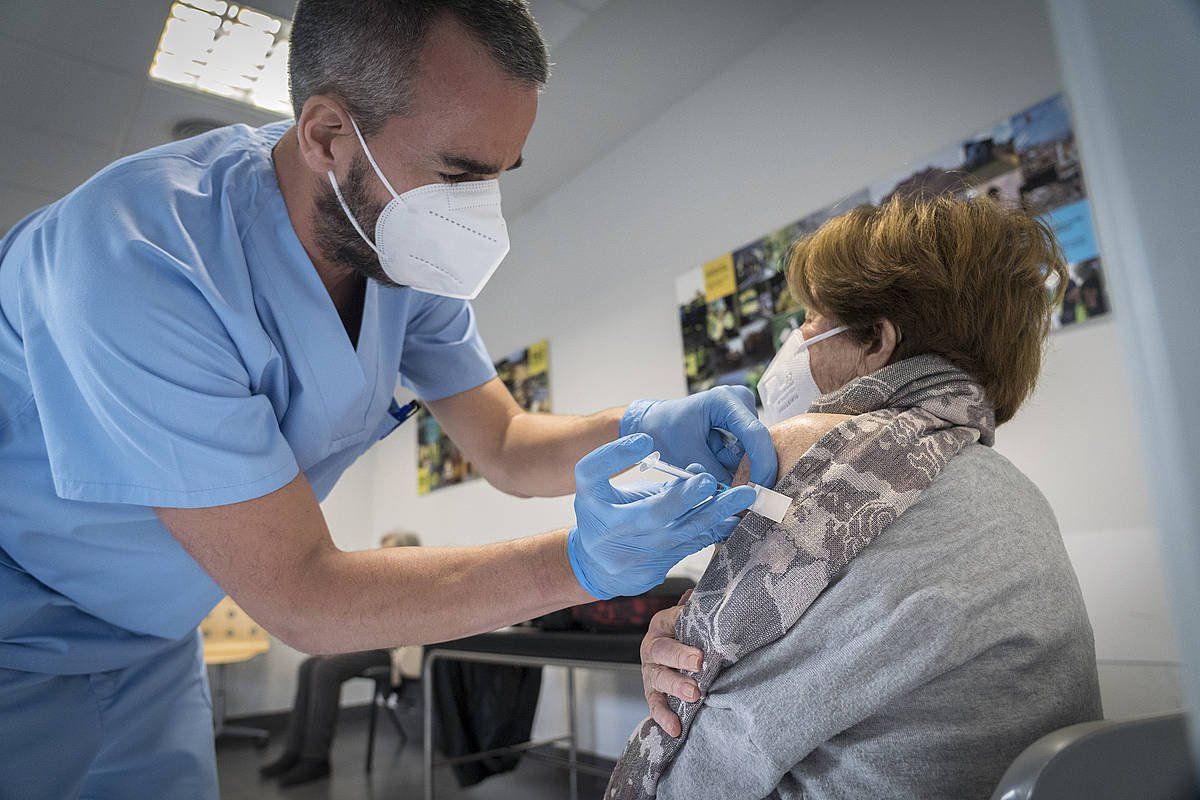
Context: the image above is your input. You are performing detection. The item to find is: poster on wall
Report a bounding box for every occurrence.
[676,188,869,397]
[676,92,1110,400]
[416,339,551,495]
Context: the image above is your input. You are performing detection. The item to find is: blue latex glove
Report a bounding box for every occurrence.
[620,385,778,487]
[567,433,757,599]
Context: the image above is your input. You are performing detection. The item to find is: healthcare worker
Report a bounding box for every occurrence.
[0,2,776,798]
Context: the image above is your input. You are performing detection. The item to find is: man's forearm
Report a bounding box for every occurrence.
[424,379,624,497]
[287,529,593,654]
[489,406,623,496]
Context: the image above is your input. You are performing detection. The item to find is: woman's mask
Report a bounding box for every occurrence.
[757,325,848,425]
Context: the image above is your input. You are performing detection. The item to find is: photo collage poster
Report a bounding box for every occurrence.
[676,93,1109,400]
[416,340,551,495]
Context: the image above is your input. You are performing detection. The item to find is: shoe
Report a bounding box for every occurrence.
[278,758,331,788]
[259,751,300,778]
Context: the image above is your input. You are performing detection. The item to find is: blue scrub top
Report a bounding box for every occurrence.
[0,122,497,674]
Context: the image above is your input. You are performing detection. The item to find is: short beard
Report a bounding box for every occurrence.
[313,154,401,288]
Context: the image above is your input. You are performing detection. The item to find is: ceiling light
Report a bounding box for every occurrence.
[149,1,293,115]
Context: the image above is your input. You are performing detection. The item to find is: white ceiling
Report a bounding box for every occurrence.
[0,0,805,233]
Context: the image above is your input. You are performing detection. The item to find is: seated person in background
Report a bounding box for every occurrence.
[613,195,1102,800]
[260,531,422,787]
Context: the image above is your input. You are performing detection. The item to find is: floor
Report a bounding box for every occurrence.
[216,699,613,800]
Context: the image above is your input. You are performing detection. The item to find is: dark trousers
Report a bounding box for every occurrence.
[433,662,542,787]
[282,650,390,761]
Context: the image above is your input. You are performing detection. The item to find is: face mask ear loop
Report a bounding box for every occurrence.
[799,325,849,350]
[327,169,382,257]
[346,115,401,201]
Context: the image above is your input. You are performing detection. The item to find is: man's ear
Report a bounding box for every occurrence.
[295,95,352,176]
[862,318,900,373]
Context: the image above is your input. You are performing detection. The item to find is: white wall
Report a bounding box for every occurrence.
[359,0,1185,757]
[1014,323,1181,719]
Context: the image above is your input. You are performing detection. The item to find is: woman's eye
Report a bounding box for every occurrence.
[439,172,471,183]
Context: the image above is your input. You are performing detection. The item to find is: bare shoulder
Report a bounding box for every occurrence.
[733,413,853,485]
[772,413,852,441]
[770,413,853,477]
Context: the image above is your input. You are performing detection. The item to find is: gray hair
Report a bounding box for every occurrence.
[288,0,549,135]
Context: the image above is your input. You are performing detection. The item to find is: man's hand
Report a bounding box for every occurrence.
[566,435,755,599]
[641,590,699,738]
[620,385,777,487]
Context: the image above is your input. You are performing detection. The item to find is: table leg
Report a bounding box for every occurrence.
[424,655,435,800]
[213,664,226,735]
[567,666,578,800]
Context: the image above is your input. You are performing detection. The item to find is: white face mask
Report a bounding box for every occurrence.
[327,116,511,300]
[757,325,848,425]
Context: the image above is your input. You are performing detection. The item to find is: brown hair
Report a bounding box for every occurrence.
[787,194,1067,424]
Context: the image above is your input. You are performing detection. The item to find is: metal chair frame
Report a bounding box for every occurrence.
[361,665,410,773]
[210,662,270,746]
[991,713,1196,799]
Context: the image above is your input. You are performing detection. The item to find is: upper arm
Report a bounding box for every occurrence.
[732,412,852,487]
[424,377,522,474]
[156,472,333,650]
[660,585,966,796]
[658,704,784,799]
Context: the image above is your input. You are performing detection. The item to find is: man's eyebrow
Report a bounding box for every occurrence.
[439,153,524,174]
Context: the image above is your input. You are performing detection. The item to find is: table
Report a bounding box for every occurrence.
[423,627,644,800]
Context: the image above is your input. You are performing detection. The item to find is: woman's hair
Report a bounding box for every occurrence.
[787,194,1067,424]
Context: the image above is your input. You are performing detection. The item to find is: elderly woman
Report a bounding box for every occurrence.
[612,195,1101,800]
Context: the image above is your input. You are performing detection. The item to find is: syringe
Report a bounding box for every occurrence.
[636,450,792,524]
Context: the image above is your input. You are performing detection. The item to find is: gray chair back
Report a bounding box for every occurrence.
[991,713,1197,800]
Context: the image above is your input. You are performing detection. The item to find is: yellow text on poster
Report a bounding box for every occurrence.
[527,340,549,376]
[703,253,736,302]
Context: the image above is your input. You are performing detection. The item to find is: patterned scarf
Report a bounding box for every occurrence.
[606,355,996,798]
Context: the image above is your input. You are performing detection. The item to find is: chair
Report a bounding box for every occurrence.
[359,664,412,772]
[200,596,271,747]
[991,713,1197,800]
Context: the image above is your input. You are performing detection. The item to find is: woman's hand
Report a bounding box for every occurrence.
[640,589,701,737]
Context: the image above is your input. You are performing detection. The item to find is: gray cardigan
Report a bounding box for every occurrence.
[658,444,1102,800]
